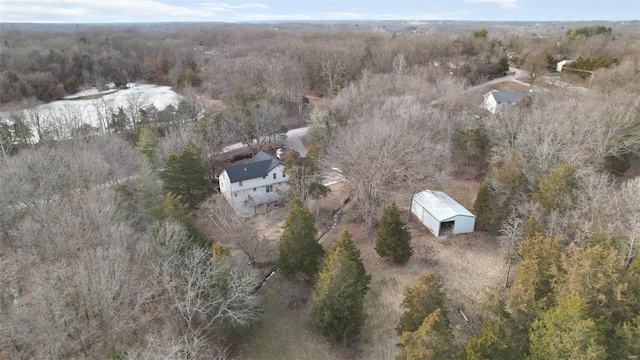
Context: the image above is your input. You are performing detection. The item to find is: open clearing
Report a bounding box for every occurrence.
[234,179,508,359]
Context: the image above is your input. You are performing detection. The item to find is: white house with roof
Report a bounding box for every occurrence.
[218,151,288,215]
[411,190,475,237]
[483,90,527,114]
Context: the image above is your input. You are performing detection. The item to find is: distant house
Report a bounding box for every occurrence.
[218,150,288,215]
[556,59,574,73]
[410,190,475,237]
[483,90,527,114]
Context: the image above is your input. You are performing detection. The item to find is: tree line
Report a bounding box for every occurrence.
[2,21,587,106]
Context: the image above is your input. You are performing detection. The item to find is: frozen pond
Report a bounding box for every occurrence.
[1,83,183,141]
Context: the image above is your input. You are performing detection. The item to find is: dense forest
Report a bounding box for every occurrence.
[1,21,640,359]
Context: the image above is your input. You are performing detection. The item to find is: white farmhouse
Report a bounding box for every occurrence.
[411,190,475,237]
[483,90,527,114]
[218,151,288,215]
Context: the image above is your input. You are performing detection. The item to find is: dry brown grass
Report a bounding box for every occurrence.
[227,177,507,359]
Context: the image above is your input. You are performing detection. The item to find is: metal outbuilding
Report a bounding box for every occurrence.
[411,190,476,237]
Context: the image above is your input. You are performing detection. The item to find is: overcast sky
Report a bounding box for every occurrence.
[1,0,638,23]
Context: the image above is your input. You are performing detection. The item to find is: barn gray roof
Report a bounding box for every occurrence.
[489,90,527,103]
[413,190,475,222]
[224,151,283,183]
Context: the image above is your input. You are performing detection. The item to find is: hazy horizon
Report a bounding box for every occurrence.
[1,0,638,24]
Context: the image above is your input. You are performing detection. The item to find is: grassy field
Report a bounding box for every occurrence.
[237,274,344,360]
[233,179,507,359]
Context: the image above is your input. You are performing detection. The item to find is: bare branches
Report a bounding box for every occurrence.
[619,178,640,267]
[151,221,261,339]
[490,91,640,192]
[499,214,522,287]
[222,99,286,155]
[204,198,265,266]
[329,95,452,227]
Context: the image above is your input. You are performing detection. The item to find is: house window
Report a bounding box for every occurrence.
[282,170,286,177]
[253,188,257,191]
[239,181,243,186]
[266,185,273,193]
[273,173,277,179]
[234,193,237,197]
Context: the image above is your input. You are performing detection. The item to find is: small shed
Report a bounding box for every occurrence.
[556,59,574,73]
[411,190,475,237]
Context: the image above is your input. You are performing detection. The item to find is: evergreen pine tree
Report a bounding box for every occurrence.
[375,201,413,264]
[460,318,521,360]
[528,297,606,360]
[109,107,128,133]
[610,315,640,359]
[334,230,371,295]
[160,140,213,208]
[396,308,456,360]
[136,163,161,211]
[474,180,504,231]
[509,234,564,317]
[557,243,639,348]
[312,239,369,344]
[136,126,159,169]
[396,272,448,335]
[475,154,527,231]
[505,234,564,354]
[532,163,579,215]
[278,198,324,279]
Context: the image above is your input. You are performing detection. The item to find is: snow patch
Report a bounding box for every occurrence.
[1,83,183,142]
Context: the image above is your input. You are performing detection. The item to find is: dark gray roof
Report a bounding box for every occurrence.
[224,151,283,183]
[490,90,527,103]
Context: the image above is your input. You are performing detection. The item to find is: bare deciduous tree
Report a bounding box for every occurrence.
[20,97,49,143]
[329,96,452,227]
[619,178,640,267]
[223,99,286,155]
[0,118,15,158]
[151,221,261,339]
[1,189,153,359]
[125,89,150,131]
[204,198,265,266]
[574,171,616,237]
[392,53,408,75]
[520,51,548,87]
[499,215,522,287]
[90,96,117,134]
[490,91,640,192]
